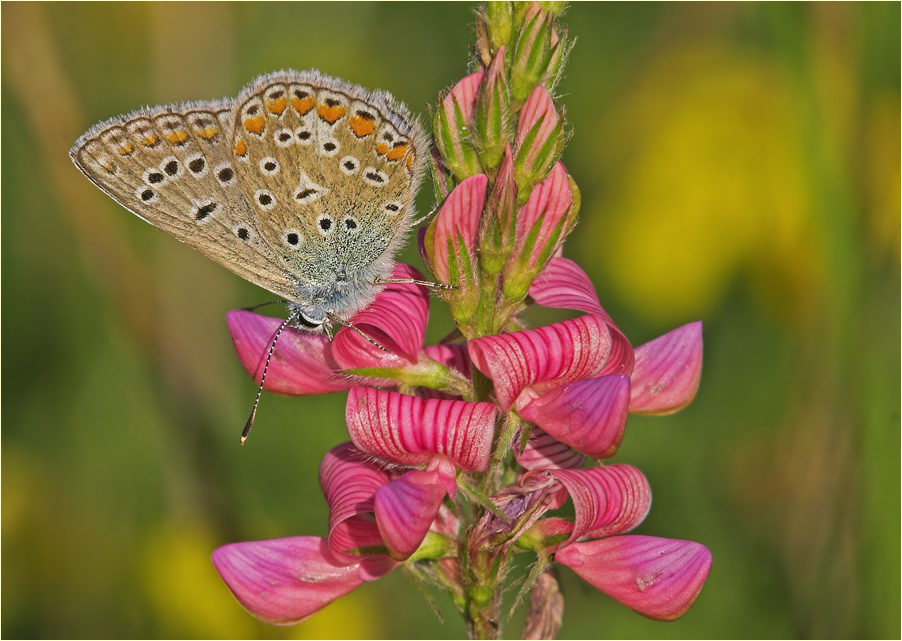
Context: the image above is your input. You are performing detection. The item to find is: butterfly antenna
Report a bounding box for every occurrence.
[240,311,298,445]
[326,313,392,353]
[242,299,290,313]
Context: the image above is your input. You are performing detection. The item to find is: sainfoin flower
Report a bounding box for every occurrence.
[213,250,708,627]
[213,4,711,637]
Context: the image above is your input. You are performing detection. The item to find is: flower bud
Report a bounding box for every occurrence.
[433,73,484,182]
[509,3,560,104]
[514,84,565,202]
[474,46,511,172]
[502,162,577,301]
[479,145,517,276]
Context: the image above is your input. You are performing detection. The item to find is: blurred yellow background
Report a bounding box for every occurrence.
[2,3,898,638]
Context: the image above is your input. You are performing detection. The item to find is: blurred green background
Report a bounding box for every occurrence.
[2,2,899,638]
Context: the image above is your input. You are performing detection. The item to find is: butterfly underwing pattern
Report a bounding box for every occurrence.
[70,69,428,329]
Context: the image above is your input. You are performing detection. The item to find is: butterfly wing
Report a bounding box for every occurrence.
[228,70,427,317]
[69,99,301,301]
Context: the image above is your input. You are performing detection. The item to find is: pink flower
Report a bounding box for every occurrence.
[494,464,712,622]
[228,263,464,395]
[214,391,498,622]
[470,257,703,466]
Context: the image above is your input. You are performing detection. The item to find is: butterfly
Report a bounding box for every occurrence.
[70,69,429,333]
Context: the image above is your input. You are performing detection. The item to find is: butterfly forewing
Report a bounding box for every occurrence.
[71,69,428,321]
[70,101,300,300]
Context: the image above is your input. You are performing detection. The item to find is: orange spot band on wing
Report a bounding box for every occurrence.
[197,127,219,140]
[141,134,158,147]
[234,138,248,156]
[266,98,288,115]
[348,115,376,138]
[291,96,314,115]
[376,142,389,155]
[386,142,408,161]
[117,143,134,156]
[243,115,266,135]
[317,104,346,124]
[166,130,189,144]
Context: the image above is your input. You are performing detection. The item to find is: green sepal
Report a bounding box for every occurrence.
[484,1,513,54]
[407,530,455,563]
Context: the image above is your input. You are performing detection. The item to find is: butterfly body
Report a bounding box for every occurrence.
[70,69,427,327]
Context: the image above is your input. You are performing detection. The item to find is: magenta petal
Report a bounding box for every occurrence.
[211,536,367,625]
[346,387,497,471]
[518,375,630,459]
[227,310,351,395]
[448,72,484,124]
[530,258,635,377]
[375,469,447,560]
[555,536,712,621]
[431,174,489,283]
[468,315,613,411]
[319,444,391,570]
[548,465,651,545]
[515,427,586,471]
[516,84,560,150]
[629,322,703,415]
[332,264,430,369]
[530,257,606,319]
[514,163,571,265]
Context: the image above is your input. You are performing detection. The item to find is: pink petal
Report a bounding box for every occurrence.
[227,310,351,395]
[468,315,613,412]
[430,174,489,283]
[547,465,651,546]
[517,374,630,460]
[345,387,497,471]
[319,444,392,571]
[530,257,607,319]
[555,536,712,621]
[629,322,703,415]
[516,84,560,157]
[514,163,572,265]
[530,258,635,376]
[211,536,367,625]
[515,426,586,471]
[375,469,448,560]
[331,264,430,369]
[447,72,484,125]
